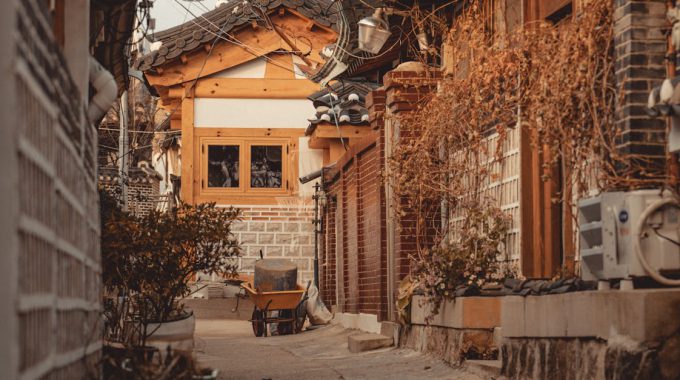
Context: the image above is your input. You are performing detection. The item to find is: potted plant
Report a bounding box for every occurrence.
[100,189,241,377]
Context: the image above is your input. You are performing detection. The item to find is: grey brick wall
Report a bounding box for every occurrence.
[232,205,316,285]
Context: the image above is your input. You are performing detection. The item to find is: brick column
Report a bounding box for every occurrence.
[365,88,389,321]
[614,0,668,184]
[383,69,441,318]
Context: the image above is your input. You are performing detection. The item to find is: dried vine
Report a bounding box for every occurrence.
[388,1,656,302]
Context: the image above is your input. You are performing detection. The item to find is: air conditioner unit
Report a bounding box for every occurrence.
[578,190,680,282]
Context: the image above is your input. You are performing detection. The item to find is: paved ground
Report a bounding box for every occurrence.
[194,319,485,380]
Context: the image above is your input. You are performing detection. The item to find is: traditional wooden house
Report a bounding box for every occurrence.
[138,1,340,282]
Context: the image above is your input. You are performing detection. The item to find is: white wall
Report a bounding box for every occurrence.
[194,98,315,128]
[208,57,267,79]
[298,136,324,197]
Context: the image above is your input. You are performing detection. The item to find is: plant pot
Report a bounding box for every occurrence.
[193,368,219,380]
[145,310,196,352]
[103,342,161,378]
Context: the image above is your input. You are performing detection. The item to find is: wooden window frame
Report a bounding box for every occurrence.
[197,135,295,201]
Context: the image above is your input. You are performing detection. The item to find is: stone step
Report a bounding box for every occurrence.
[348,333,394,353]
[465,359,501,378]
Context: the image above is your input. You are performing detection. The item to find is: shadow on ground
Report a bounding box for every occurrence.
[194,319,485,380]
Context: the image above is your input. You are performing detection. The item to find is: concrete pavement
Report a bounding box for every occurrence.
[194,319,486,380]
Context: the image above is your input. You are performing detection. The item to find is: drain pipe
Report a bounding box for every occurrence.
[87,57,117,124]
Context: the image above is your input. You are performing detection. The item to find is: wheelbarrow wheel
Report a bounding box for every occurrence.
[251,309,265,337]
[276,310,294,335]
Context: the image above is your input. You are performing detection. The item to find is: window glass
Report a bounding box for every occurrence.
[250,145,282,188]
[207,145,240,188]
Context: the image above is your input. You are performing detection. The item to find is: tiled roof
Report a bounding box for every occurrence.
[303,0,398,85]
[136,0,340,71]
[306,80,379,135]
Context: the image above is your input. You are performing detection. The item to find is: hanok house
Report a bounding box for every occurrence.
[138,1,339,284]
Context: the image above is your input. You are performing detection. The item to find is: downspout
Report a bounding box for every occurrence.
[87,57,118,124]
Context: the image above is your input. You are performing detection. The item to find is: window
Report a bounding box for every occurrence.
[207,145,240,188]
[250,145,282,189]
[199,136,293,198]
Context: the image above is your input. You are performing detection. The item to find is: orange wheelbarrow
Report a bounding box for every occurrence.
[241,281,310,337]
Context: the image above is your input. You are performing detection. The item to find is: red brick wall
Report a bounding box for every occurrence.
[319,72,440,322]
[383,70,441,307]
[321,134,388,320]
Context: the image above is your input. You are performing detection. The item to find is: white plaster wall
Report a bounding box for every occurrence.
[194,98,315,128]
[208,57,267,79]
[298,136,324,198]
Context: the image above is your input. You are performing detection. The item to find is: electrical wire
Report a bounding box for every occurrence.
[169,0,306,76]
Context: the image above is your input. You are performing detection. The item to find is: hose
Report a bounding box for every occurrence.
[632,196,680,286]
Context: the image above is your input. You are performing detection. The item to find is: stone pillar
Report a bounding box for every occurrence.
[614,0,668,185]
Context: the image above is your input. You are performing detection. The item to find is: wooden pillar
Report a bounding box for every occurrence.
[180,96,194,204]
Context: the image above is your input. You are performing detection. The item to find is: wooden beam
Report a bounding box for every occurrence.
[145,14,337,88]
[194,127,305,138]
[181,98,195,204]
[146,29,284,87]
[309,134,331,149]
[168,78,321,99]
[311,124,373,139]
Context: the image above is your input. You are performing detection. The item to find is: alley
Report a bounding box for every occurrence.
[194,320,484,380]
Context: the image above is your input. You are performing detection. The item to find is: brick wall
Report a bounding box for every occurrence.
[227,204,316,285]
[10,1,102,378]
[321,133,389,319]
[99,166,162,217]
[613,0,668,183]
[383,70,441,308]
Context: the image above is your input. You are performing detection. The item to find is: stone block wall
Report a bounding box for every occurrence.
[230,204,316,285]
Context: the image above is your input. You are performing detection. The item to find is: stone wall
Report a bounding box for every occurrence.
[231,204,316,285]
[400,324,496,365]
[8,1,102,378]
[99,166,163,217]
[502,333,680,380]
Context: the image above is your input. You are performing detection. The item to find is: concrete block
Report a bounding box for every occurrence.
[284,223,299,232]
[257,234,274,244]
[240,233,257,244]
[348,333,393,353]
[411,295,501,329]
[249,222,265,232]
[501,289,680,343]
[266,222,283,232]
[380,321,401,346]
[275,233,292,244]
[500,296,525,338]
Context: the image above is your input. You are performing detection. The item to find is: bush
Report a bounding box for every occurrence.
[100,189,242,342]
[411,203,510,315]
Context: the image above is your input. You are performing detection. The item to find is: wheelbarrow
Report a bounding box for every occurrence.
[242,281,311,337]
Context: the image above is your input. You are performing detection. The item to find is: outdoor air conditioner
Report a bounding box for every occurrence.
[578,190,680,282]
